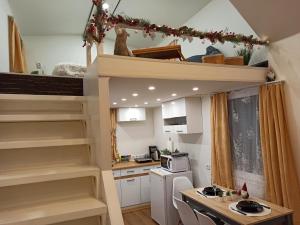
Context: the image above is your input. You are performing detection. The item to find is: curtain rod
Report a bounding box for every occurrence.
[210,80,285,96]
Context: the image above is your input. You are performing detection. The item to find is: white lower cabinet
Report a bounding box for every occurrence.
[115,179,122,203]
[121,177,141,207]
[140,175,150,203]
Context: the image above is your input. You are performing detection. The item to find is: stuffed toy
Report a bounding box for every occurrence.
[114,27,133,57]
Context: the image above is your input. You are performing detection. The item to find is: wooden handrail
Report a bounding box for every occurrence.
[102,170,124,225]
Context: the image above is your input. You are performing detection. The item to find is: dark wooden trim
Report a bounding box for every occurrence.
[0,73,83,96]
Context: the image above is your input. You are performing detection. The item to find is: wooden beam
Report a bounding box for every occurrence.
[98,77,112,170]
[97,55,267,82]
[86,45,92,67]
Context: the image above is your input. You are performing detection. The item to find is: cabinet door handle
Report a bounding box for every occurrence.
[165,130,171,133]
[177,130,183,133]
[143,168,150,171]
[127,170,135,173]
[127,179,135,182]
[130,118,137,121]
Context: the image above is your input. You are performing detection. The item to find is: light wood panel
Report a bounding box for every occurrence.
[0,177,95,210]
[0,138,90,149]
[0,121,85,141]
[97,55,266,82]
[102,170,124,225]
[0,114,86,122]
[0,166,99,187]
[98,77,112,170]
[0,197,106,225]
[182,188,293,225]
[0,100,83,115]
[0,146,90,172]
[0,94,86,102]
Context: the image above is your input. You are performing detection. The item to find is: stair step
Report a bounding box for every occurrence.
[0,197,107,225]
[0,166,100,187]
[0,94,86,102]
[0,138,91,150]
[0,114,86,122]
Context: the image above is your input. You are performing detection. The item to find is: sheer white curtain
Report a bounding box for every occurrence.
[228,87,265,199]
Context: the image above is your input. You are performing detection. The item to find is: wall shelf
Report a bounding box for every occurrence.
[0,138,91,150]
[0,166,99,187]
[0,114,86,122]
[0,197,107,225]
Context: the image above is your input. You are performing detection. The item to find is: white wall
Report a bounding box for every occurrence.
[268,33,300,180]
[0,0,13,72]
[158,0,267,63]
[117,108,156,157]
[153,97,212,187]
[23,36,116,74]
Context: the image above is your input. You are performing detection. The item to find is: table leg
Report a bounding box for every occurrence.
[285,214,293,225]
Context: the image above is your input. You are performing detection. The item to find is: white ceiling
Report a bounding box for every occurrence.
[9,0,211,48]
[109,77,261,108]
[230,0,300,42]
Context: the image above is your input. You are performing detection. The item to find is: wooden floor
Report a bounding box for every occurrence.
[123,208,158,225]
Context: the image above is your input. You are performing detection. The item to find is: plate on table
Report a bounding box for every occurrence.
[197,187,224,198]
[229,201,272,217]
[237,200,263,213]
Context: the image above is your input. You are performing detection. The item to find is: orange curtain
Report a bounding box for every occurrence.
[259,83,300,224]
[110,108,119,161]
[8,16,27,73]
[211,93,234,189]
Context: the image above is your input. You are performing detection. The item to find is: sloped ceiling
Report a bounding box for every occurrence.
[9,0,211,48]
[230,0,300,42]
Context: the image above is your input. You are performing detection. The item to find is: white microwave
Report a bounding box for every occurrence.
[160,153,190,173]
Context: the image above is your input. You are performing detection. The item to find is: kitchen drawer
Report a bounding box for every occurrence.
[121,177,141,207]
[174,125,187,134]
[121,167,139,176]
[113,170,121,178]
[163,125,174,134]
[138,166,153,174]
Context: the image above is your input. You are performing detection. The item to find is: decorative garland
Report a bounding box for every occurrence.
[84,0,269,47]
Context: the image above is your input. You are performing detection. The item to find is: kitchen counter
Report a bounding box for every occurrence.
[112,161,160,170]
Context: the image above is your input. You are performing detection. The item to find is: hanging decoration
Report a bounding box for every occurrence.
[84,0,269,48]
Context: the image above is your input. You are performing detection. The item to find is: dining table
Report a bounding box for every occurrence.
[181,188,294,225]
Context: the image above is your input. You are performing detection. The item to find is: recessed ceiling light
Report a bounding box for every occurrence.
[148,86,156,91]
[134,104,139,107]
[102,2,109,10]
[121,98,127,102]
[192,87,199,91]
[132,93,139,97]
[156,98,161,102]
[171,93,177,97]
[144,102,148,105]
[113,102,117,105]
[171,101,176,105]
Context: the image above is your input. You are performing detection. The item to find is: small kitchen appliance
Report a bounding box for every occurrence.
[160,152,190,173]
[149,146,161,161]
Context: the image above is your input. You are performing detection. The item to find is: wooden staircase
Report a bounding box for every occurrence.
[0,94,107,225]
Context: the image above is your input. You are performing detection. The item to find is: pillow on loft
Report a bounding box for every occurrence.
[186,46,222,63]
[52,63,87,77]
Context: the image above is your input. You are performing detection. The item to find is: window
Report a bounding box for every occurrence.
[228,88,265,198]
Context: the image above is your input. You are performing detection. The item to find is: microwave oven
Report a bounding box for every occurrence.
[160,153,190,173]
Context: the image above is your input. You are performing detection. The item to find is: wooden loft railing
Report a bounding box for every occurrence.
[95,54,266,82]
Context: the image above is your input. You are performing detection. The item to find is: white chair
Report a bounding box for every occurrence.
[173,176,193,209]
[175,198,217,225]
[195,210,217,225]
